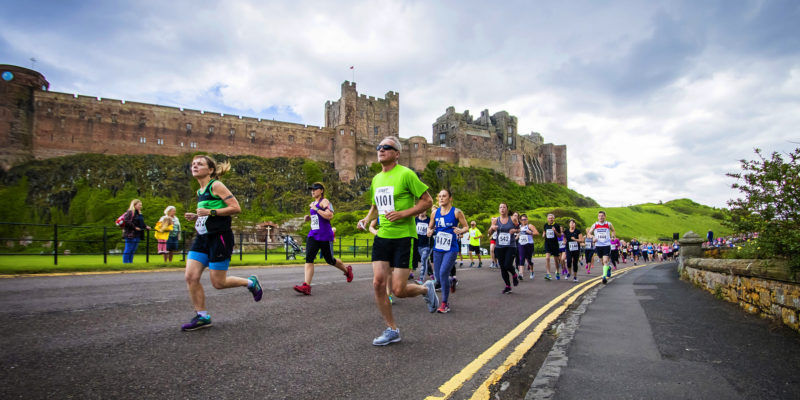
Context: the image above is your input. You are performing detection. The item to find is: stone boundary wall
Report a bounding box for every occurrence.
[681,258,799,332]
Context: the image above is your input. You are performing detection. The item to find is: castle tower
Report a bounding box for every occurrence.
[0,65,49,170]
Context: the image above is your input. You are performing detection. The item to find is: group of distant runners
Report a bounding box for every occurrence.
[173,136,678,347]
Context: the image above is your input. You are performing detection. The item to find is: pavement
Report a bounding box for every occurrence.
[527,262,800,399]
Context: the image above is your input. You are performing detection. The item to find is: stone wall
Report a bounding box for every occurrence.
[681,258,800,332]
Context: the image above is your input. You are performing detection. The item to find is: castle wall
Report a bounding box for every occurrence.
[0,66,49,169]
[32,91,337,164]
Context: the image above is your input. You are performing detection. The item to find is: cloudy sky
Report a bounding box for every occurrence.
[2,0,798,208]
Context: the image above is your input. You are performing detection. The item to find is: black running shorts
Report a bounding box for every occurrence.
[372,236,416,269]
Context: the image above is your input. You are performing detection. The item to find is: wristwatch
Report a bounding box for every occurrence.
[210,209,217,217]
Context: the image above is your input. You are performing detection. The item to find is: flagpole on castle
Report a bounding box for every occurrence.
[350,65,354,83]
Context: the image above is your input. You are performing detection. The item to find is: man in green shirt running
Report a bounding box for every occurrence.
[357,136,437,346]
[468,221,483,267]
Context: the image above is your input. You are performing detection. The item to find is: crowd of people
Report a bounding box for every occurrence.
[122,136,683,343]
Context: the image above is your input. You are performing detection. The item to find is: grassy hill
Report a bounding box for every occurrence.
[0,153,728,252]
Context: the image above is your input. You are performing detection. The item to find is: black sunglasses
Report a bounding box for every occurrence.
[376,144,398,151]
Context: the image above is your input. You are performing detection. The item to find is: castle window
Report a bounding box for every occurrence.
[157,138,164,145]
[139,118,146,128]
[79,110,85,119]
[111,114,117,124]
[229,128,235,136]
[249,130,256,138]
[507,126,512,134]
[350,130,354,136]
[288,135,295,143]
[374,126,379,136]
[507,137,513,145]
[439,133,446,142]
[190,141,198,149]
[95,113,101,122]
[414,143,419,149]
[305,138,312,146]
[208,126,214,134]
[139,137,147,144]
[180,142,184,147]
[339,129,344,136]
[186,123,192,131]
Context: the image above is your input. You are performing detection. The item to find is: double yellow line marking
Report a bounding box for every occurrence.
[426,264,648,400]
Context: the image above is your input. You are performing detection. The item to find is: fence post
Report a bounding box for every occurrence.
[103,227,108,264]
[265,234,269,261]
[338,237,342,258]
[145,229,150,263]
[181,231,186,261]
[353,237,356,258]
[53,224,58,266]
[240,231,243,261]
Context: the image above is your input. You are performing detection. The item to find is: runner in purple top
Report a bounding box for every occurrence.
[293,182,354,295]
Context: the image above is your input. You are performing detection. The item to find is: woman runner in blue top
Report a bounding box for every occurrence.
[490,203,520,294]
[427,189,468,313]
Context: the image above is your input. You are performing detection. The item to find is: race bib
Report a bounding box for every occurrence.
[546,229,554,239]
[498,232,511,246]
[195,216,208,235]
[569,241,578,251]
[434,231,453,251]
[416,222,429,236]
[518,235,530,245]
[611,244,617,250]
[374,186,395,215]
[596,230,610,241]
[310,214,320,230]
[633,245,639,250]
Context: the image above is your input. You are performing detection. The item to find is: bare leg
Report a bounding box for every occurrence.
[373,261,395,329]
[185,260,206,312]
[304,262,315,285]
[208,269,249,290]
[391,268,427,298]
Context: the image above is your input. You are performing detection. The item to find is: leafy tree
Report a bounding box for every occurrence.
[726,147,800,268]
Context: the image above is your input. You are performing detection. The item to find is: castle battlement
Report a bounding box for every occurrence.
[0,64,566,186]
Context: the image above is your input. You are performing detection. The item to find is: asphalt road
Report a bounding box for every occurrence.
[0,257,601,399]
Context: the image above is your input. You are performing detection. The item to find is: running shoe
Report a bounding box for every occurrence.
[477,262,482,268]
[573,276,578,282]
[518,273,523,282]
[450,277,458,293]
[556,273,560,280]
[470,261,474,267]
[602,276,607,284]
[293,282,311,295]
[459,262,464,267]
[529,272,534,280]
[424,280,440,312]
[502,286,512,294]
[545,274,552,281]
[372,327,401,346]
[248,276,263,302]
[408,272,414,281]
[567,272,571,278]
[512,274,519,286]
[415,279,424,285]
[634,262,637,266]
[345,265,354,282]
[181,314,212,331]
[388,294,394,305]
[436,302,450,313]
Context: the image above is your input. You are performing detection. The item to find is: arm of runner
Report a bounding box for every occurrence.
[358,205,378,230]
[454,209,469,235]
[316,199,334,220]
[609,222,616,238]
[368,218,379,235]
[529,224,540,236]
[427,210,437,237]
[384,191,433,222]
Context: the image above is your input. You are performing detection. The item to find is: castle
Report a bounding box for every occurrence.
[0,64,566,185]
